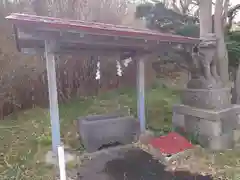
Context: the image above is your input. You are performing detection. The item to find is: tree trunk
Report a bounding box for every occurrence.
[231,67,237,104]
[214,0,229,85]
[233,63,240,104]
[199,0,212,37]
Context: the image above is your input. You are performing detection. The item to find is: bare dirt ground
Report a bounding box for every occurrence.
[65,144,213,180]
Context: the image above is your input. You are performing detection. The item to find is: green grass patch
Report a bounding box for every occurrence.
[0,84,178,179]
[1,83,240,179]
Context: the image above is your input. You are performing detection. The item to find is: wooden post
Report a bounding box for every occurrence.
[45,40,61,154]
[58,146,67,180]
[137,57,146,132]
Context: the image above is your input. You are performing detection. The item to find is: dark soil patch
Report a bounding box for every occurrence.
[98,142,122,151]
[77,147,213,180]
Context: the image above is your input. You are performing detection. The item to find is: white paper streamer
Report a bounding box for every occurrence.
[116,60,122,76]
[95,61,101,80]
[123,57,132,67]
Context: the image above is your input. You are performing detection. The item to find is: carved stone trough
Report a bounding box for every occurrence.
[78,113,140,152]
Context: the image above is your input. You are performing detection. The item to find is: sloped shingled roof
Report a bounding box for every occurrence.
[6,13,200,54]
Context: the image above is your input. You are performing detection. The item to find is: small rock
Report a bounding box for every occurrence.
[45,150,76,165]
[139,130,154,145]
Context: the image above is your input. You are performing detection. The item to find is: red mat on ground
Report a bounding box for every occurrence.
[149,132,193,155]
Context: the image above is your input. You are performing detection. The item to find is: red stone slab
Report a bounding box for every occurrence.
[149,132,193,155]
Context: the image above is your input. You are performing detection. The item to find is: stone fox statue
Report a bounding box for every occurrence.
[189,34,222,89]
[192,48,220,82]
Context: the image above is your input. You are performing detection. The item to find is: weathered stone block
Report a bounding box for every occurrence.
[197,132,234,151]
[181,88,231,110]
[173,104,221,121]
[233,129,240,148]
[184,115,222,137]
[222,113,240,133]
[173,104,240,122]
[172,112,185,129]
[78,114,140,152]
[172,104,240,150]
[234,129,240,143]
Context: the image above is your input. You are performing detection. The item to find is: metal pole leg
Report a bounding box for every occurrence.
[45,40,61,155]
[137,57,146,132]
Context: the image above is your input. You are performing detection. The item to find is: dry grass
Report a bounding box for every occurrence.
[0,85,177,179]
[1,85,240,180]
[0,0,144,119]
[170,147,240,180]
[137,142,240,180]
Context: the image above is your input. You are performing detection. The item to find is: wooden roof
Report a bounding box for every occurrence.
[6,13,200,55]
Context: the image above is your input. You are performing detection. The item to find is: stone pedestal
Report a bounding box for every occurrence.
[172,33,240,150]
[181,88,231,110]
[172,88,240,150]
